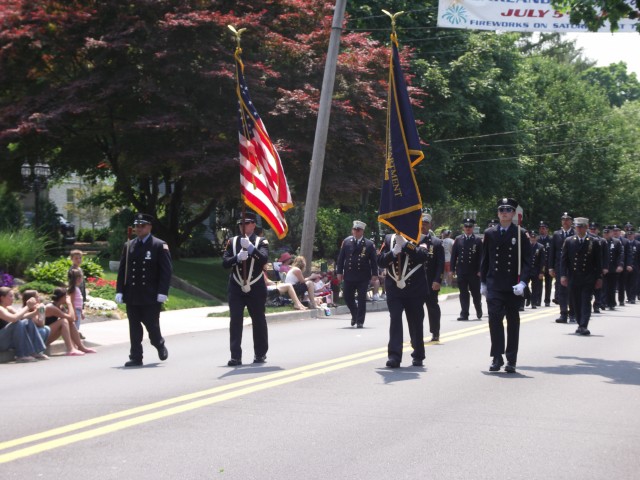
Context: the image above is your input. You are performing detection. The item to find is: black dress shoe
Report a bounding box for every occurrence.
[227,358,242,367]
[526,299,531,307]
[356,323,364,328]
[489,356,504,372]
[157,344,168,361]
[579,328,591,336]
[412,359,423,367]
[575,326,584,334]
[593,307,601,314]
[430,335,439,342]
[477,310,483,319]
[552,299,559,305]
[518,306,525,312]
[629,300,636,305]
[253,355,267,364]
[504,362,516,373]
[555,317,568,323]
[124,359,143,367]
[385,359,400,368]
[569,317,577,323]
[531,305,537,309]
[350,319,356,326]
[457,316,469,321]
[545,303,550,307]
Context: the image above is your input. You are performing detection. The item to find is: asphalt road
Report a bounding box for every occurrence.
[2,298,640,479]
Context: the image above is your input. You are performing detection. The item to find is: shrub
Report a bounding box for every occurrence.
[25,257,104,285]
[77,228,94,243]
[18,281,58,295]
[0,230,49,277]
[0,182,24,231]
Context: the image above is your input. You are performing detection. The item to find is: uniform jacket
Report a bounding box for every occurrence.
[116,235,172,305]
[336,236,378,283]
[617,236,633,267]
[529,242,545,278]
[480,224,531,292]
[450,233,482,277]
[603,237,624,271]
[560,235,602,281]
[421,233,444,284]
[222,234,269,290]
[537,234,552,271]
[549,228,574,272]
[378,233,429,297]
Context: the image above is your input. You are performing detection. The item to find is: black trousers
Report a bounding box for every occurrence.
[531,276,543,306]
[343,279,369,326]
[617,269,627,304]
[603,271,618,308]
[568,277,595,328]
[127,303,164,362]
[425,290,441,335]
[457,274,482,318]
[487,290,521,364]
[228,283,268,360]
[387,294,425,363]
[625,268,637,302]
[543,272,553,305]
[555,277,573,318]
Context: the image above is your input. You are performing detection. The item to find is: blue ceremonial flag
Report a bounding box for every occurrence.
[378,32,424,243]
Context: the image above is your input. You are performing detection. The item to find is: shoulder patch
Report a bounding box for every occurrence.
[163,244,169,250]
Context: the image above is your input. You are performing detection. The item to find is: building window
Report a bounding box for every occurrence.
[66,189,75,203]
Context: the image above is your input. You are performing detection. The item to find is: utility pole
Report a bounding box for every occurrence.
[299,0,347,273]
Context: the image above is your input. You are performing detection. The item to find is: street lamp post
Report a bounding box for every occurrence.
[21,160,51,229]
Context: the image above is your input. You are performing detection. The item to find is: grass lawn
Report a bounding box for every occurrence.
[171,257,228,300]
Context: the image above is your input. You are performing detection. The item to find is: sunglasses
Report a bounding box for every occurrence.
[498,207,514,213]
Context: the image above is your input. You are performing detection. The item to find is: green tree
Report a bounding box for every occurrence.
[553,0,640,32]
[581,62,640,107]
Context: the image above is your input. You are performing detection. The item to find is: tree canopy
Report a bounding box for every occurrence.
[553,0,640,32]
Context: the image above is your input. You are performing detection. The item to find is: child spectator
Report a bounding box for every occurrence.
[0,287,48,362]
[69,250,86,336]
[68,267,85,331]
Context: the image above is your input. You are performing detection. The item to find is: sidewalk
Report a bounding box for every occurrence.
[0,293,459,363]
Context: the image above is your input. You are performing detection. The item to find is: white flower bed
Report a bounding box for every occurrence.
[86,294,117,311]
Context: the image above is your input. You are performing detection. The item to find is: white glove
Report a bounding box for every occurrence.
[157,294,168,303]
[395,235,407,247]
[237,250,249,261]
[240,237,251,249]
[115,293,123,304]
[480,283,487,297]
[512,281,526,296]
[392,242,402,256]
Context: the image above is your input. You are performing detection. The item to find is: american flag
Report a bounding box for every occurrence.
[235,50,292,239]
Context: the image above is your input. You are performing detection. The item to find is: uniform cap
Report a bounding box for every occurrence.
[624,222,633,231]
[612,224,621,231]
[539,221,549,228]
[237,212,257,224]
[462,218,475,226]
[421,212,432,223]
[352,220,366,230]
[561,212,573,219]
[497,197,518,209]
[574,217,589,227]
[133,213,154,225]
[487,219,499,227]
[588,222,599,229]
[528,230,538,237]
[603,226,611,233]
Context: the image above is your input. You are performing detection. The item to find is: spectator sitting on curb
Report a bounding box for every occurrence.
[284,256,317,308]
[0,287,48,362]
[263,272,309,311]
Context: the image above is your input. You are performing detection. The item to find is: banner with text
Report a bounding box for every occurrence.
[437,0,638,33]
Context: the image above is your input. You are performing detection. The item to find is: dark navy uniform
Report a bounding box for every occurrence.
[526,238,544,309]
[549,226,575,320]
[627,233,639,303]
[378,234,429,366]
[223,232,269,363]
[336,234,378,327]
[481,222,531,367]
[116,233,172,363]
[603,233,624,309]
[450,232,482,319]
[422,232,444,337]
[614,228,633,305]
[537,222,553,306]
[560,233,602,332]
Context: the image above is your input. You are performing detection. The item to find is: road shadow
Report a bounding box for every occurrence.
[218,365,284,379]
[112,362,163,370]
[480,370,533,379]
[519,356,640,386]
[375,366,426,385]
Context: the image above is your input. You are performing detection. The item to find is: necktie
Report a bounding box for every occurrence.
[500,229,505,236]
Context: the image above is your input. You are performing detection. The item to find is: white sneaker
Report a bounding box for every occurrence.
[372,294,380,301]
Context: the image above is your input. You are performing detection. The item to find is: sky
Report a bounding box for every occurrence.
[565,32,640,76]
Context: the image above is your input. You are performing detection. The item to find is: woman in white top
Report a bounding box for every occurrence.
[263,272,308,310]
[285,256,317,308]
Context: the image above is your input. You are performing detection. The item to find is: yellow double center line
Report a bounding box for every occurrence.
[0,309,552,464]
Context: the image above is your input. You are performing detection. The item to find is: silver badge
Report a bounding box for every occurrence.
[145,251,152,260]
[511,238,516,245]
